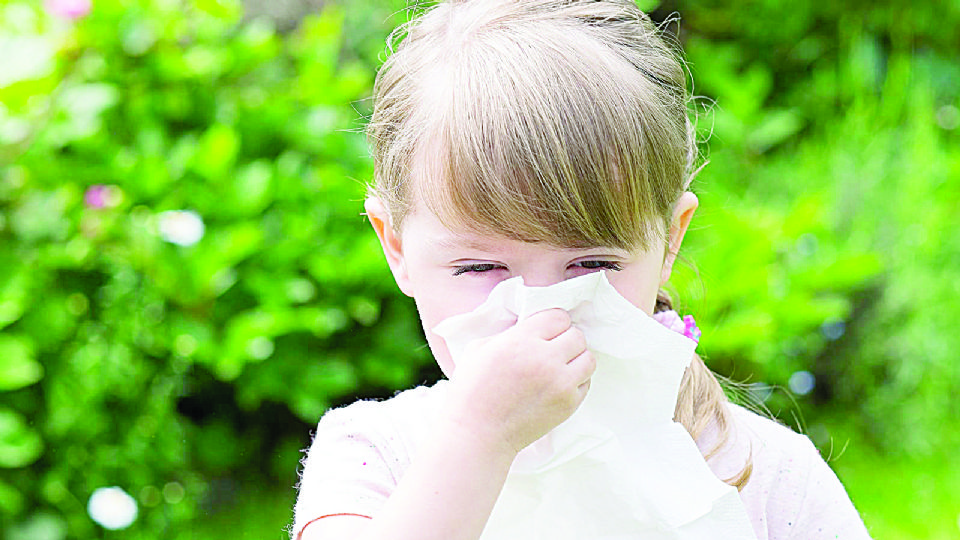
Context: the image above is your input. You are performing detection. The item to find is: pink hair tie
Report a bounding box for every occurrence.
[652,310,701,344]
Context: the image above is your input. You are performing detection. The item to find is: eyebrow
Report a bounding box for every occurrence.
[433,235,497,253]
[433,235,631,257]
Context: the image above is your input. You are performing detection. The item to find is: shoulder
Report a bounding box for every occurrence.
[728,403,809,450]
[698,403,813,489]
[292,381,448,537]
[730,403,817,474]
[309,380,448,464]
[318,381,446,431]
[708,404,871,540]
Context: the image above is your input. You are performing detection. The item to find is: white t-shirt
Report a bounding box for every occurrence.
[291,381,872,540]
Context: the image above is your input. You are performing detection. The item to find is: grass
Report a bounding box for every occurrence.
[831,444,960,540]
[191,480,296,540]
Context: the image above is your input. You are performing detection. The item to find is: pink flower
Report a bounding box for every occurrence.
[682,314,702,343]
[45,0,92,20]
[653,310,701,344]
[83,184,122,209]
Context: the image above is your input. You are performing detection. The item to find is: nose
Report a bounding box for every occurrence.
[518,270,567,288]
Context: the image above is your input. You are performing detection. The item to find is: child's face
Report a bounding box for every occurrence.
[366,194,697,376]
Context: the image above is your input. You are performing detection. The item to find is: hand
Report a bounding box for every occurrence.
[442,308,596,457]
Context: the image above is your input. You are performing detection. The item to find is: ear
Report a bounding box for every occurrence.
[660,191,699,285]
[365,197,414,297]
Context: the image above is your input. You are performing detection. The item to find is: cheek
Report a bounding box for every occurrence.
[415,303,457,378]
[409,275,501,377]
[606,264,664,315]
[410,276,497,327]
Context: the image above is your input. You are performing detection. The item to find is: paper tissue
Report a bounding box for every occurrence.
[433,271,757,540]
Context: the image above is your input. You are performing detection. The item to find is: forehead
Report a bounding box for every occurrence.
[400,202,636,257]
[399,202,505,251]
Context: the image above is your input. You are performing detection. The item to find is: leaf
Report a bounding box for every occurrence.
[747,109,805,153]
[184,44,231,78]
[193,221,265,297]
[0,269,29,330]
[633,0,661,12]
[218,308,291,377]
[0,478,24,515]
[195,0,243,22]
[0,408,43,468]
[0,335,42,391]
[192,124,240,182]
[231,160,274,215]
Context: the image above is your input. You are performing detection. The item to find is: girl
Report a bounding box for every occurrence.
[292,1,871,539]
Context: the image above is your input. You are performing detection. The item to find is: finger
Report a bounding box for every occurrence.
[548,325,587,358]
[519,308,571,340]
[575,378,592,404]
[567,349,597,385]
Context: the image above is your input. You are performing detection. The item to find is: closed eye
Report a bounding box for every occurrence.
[573,260,623,271]
[451,263,505,276]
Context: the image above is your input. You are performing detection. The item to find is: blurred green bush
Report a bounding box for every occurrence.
[0,0,958,538]
[672,0,960,461]
[1,0,425,537]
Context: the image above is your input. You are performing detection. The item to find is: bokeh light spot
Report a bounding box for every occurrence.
[820,319,846,341]
[936,104,960,130]
[174,334,198,357]
[139,485,161,508]
[247,336,275,360]
[788,370,816,396]
[157,210,205,247]
[87,486,138,530]
[162,482,185,504]
[65,293,88,316]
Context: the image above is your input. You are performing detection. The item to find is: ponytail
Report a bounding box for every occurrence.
[655,288,753,490]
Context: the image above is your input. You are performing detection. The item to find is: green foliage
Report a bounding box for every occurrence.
[671,0,960,465]
[1,0,958,538]
[826,422,960,540]
[1,0,419,537]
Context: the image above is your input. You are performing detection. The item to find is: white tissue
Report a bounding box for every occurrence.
[433,272,757,540]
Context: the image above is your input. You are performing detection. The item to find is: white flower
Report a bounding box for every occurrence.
[157,210,205,247]
[88,486,138,530]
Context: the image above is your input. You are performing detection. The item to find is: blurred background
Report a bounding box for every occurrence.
[1,0,958,538]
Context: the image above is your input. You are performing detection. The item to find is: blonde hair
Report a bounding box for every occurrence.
[367,0,750,489]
